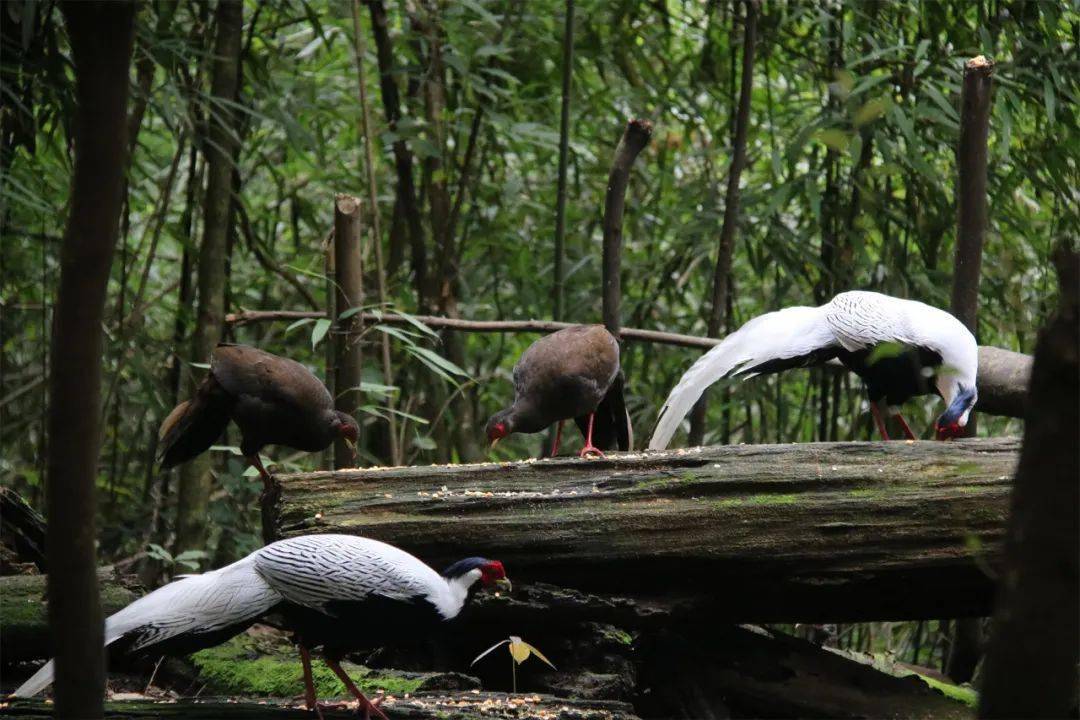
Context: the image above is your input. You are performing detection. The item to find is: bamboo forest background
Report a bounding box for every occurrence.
[1,0,1075,612]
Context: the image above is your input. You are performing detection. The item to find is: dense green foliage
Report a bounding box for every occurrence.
[1,0,1074,625]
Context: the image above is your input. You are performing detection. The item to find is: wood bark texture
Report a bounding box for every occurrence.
[979,250,1078,718]
[333,194,364,469]
[47,2,135,715]
[269,437,1017,622]
[950,55,994,333]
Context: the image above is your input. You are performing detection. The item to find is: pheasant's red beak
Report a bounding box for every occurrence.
[935,422,962,441]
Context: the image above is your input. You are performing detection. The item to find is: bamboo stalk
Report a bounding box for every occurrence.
[351,0,400,465]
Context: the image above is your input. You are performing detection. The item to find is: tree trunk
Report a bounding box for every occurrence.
[367,0,426,306]
[47,3,135,715]
[269,437,1017,622]
[174,0,243,554]
[552,0,574,322]
[333,195,364,470]
[601,119,653,337]
[979,250,1078,719]
[688,0,757,445]
[350,0,399,466]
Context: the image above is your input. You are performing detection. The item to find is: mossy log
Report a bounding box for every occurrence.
[1,693,638,719]
[269,437,1018,623]
[0,569,142,663]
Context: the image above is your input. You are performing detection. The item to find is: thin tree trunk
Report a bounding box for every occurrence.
[47,3,135,715]
[978,250,1078,718]
[174,0,243,554]
[350,0,399,465]
[601,119,653,337]
[552,0,574,322]
[333,195,364,469]
[367,0,426,308]
[946,56,994,681]
[687,0,758,445]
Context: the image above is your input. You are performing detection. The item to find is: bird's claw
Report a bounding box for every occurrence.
[360,694,387,720]
[578,445,605,458]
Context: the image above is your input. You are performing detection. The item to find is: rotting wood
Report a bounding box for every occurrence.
[1,486,47,573]
[268,437,1018,623]
[225,310,1032,420]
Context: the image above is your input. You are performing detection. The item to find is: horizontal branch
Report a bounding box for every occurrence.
[226,309,1032,419]
[225,309,718,349]
[269,437,1018,623]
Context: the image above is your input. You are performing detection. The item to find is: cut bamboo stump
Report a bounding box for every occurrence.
[267,437,1018,623]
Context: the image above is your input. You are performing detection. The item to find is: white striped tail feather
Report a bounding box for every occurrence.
[12,556,279,698]
[649,305,836,450]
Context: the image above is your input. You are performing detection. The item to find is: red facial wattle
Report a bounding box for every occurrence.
[480,560,506,586]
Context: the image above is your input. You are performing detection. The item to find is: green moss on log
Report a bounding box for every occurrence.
[190,634,423,698]
[915,673,978,708]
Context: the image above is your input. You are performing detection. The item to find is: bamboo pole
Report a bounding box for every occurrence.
[552,0,574,321]
[350,0,400,465]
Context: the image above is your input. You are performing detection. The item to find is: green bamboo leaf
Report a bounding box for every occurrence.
[310,318,332,349]
[408,346,470,378]
[285,317,316,333]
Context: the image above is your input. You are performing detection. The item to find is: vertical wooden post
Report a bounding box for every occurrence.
[946,54,994,685]
[333,194,363,469]
[951,55,994,334]
[601,118,653,337]
[322,230,337,471]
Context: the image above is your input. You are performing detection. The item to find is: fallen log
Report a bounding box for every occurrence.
[268,437,1017,623]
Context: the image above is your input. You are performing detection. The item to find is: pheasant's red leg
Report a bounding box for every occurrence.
[579,413,605,458]
[248,453,273,491]
[894,412,917,440]
[299,646,321,718]
[550,420,564,457]
[870,403,891,441]
[325,658,387,720]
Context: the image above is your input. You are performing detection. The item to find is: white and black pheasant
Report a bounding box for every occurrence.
[13,535,510,718]
[649,291,979,449]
